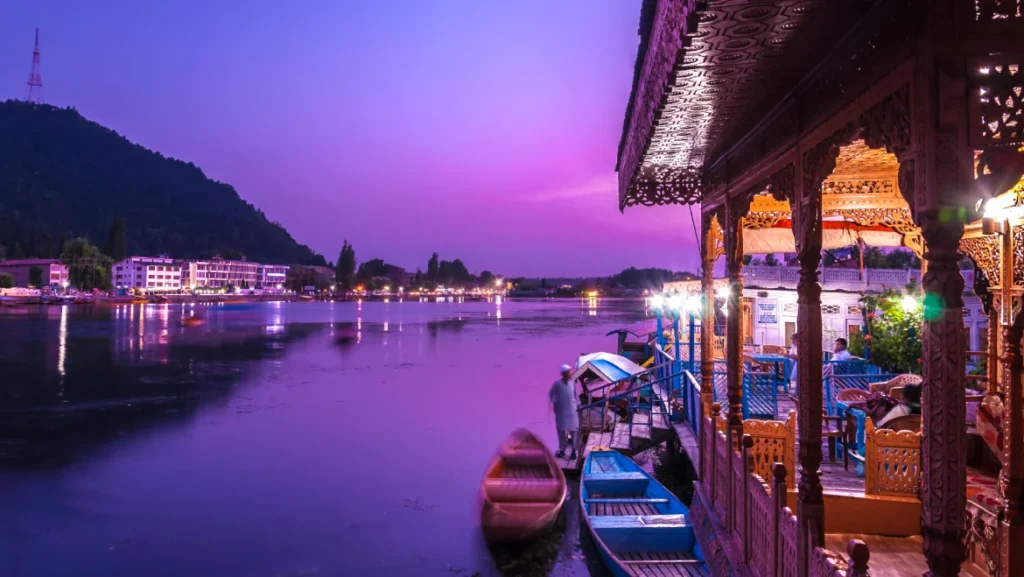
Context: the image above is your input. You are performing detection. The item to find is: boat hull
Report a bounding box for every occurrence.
[479,429,567,542]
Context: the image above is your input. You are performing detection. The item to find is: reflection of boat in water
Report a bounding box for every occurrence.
[182,317,204,328]
[480,429,567,542]
[581,451,707,576]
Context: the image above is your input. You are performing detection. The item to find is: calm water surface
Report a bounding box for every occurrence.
[0,298,653,577]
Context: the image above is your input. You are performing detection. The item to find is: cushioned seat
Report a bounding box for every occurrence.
[500,448,549,466]
[483,478,562,502]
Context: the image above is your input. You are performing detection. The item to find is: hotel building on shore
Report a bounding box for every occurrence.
[111,256,289,293]
[113,256,182,292]
[0,259,69,288]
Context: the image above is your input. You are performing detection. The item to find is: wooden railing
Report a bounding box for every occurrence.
[704,408,871,577]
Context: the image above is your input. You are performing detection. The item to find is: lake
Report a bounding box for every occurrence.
[0,298,664,577]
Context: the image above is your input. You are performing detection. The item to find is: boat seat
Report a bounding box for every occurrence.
[584,471,649,496]
[499,448,549,466]
[589,515,695,553]
[483,478,562,503]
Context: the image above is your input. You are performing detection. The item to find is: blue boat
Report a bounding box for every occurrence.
[580,451,707,576]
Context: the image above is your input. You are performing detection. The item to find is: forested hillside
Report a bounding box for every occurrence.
[0,101,325,265]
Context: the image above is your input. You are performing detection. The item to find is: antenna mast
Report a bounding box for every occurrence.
[26,28,44,104]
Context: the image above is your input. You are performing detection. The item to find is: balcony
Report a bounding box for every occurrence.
[739,266,975,293]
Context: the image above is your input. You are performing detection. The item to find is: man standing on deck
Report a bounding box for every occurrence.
[549,364,580,460]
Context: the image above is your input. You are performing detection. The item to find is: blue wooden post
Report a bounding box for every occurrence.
[673,312,682,398]
[688,311,696,375]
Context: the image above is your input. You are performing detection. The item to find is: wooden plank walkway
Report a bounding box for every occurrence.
[556,430,614,474]
[611,422,633,450]
[632,411,652,440]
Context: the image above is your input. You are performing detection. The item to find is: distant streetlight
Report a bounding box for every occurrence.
[330,284,336,292]
[667,294,683,312]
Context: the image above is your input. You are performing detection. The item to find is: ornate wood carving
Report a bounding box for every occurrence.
[863,419,922,497]
[1000,315,1024,577]
[960,234,1002,290]
[725,198,746,444]
[967,56,1024,147]
[700,213,721,453]
[796,146,825,577]
[919,210,968,577]
[744,412,796,491]
[975,0,1024,21]
[623,166,702,208]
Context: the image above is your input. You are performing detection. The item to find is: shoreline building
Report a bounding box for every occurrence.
[181,258,258,290]
[112,256,182,292]
[257,264,288,291]
[0,259,69,288]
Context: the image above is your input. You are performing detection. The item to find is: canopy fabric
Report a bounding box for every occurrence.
[742,221,903,255]
[572,352,646,393]
[606,318,658,341]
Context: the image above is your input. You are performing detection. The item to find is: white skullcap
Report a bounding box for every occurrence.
[560,364,572,373]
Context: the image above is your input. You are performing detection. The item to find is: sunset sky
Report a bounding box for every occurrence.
[0,0,701,277]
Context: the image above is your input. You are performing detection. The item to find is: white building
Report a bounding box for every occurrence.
[257,264,289,291]
[664,266,988,352]
[113,256,182,292]
[181,258,259,290]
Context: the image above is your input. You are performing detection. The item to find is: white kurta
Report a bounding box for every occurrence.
[549,378,579,430]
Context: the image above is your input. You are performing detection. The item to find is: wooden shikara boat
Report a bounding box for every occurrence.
[480,429,567,542]
[581,451,707,576]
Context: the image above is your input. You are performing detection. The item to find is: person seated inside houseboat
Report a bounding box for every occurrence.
[787,332,799,390]
[831,338,854,361]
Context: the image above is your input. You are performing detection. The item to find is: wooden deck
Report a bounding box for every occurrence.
[555,430,613,473]
[824,534,927,577]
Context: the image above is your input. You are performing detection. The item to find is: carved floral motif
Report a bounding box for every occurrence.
[960,235,1001,290]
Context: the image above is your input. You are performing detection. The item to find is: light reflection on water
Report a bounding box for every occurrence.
[0,299,650,577]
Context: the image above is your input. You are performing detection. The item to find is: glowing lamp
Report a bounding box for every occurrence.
[716,285,731,300]
[901,294,919,313]
[684,295,700,312]
[667,294,683,312]
[651,294,665,310]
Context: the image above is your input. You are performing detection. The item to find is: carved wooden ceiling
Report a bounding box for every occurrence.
[619,0,874,208]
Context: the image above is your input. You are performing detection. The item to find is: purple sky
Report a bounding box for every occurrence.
[1,1,701,277]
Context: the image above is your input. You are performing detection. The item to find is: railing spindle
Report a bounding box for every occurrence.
[741,434,754,563]
[846,539,870,577]
[772,463,787,577]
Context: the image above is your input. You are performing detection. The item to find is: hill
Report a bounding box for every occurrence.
[0,101,325,266]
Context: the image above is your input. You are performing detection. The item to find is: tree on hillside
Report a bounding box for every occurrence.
[437,259,471,286]
[105,217,126,261]
[10,243,24,259]
[336,240,356,290]
[413,268,423,287]
[479,270,494,287]
[427,253,440,281]
[0,273,13,288]
[29,266,43,287]
[61,238,112,291]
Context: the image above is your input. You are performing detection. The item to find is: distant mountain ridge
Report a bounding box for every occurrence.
[0,100,325,266]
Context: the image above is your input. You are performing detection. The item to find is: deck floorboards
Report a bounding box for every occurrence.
[824,534,927,577]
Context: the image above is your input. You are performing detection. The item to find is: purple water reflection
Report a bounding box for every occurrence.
[1,299,649,576]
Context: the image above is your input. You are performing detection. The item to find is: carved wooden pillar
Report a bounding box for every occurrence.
[919,212,967,577]
[999,319,1024,577]
[988,306,999,395]
[796,146,825,577]
[701,216,720,421]
[724,204,744,445]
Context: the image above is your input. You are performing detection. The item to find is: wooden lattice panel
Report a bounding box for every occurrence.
[968,56,1024,147]
[863,419,922,498]
[743,411,796,490]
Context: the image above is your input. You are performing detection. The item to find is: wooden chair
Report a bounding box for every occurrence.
[836,388,871,403]
[880,414,920,433]
[869,374,922,396]
[849,418,922,498]
[761,344,788,356]
[742,411,796,491]
[789,392,844,463]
